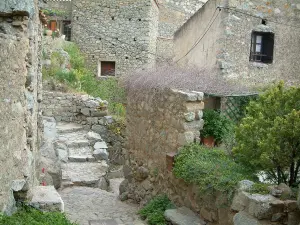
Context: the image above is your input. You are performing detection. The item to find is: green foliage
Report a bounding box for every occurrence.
[202,109,234,143]
[233,82,300,187]
[0,205,77,225]
[139,195,174,225]
[42,9,67,17]
[173,144,256,195]
[43,42,126,118]
[63,43,85,70]
[249,183,270,195]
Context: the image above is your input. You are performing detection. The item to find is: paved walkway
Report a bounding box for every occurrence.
[59,179,145,225]
[54,122,145,225]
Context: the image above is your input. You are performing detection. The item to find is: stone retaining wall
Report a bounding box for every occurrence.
[42,91,126,165]
[0,0,43,215]
[121,88,300,225]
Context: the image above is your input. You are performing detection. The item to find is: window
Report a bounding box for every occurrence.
[101,61,115,76]
[62,20,71,41]
[250,32,274,64]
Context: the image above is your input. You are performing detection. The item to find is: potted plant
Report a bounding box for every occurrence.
[201,109,232,147]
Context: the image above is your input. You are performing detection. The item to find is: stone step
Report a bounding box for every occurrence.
[68,146,95,162]
[66,139,90,148]
[56,122,84,134]
[68,155,96,162]
[164,207,206,225]
[62,162,108,187]
[30,186,64,212]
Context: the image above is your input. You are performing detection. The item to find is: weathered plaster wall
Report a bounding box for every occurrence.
[174,0,300,85]
[71,0,159,76]
[0,0,42,215]
[156,0,207,62]
[173,0,224,68]
[221,0,300,84]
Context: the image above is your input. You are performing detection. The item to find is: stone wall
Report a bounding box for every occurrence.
[126,89,204,169]
[174,0,300,85]
[71,0,159,76]
[42,91,126,165]
[121,89,205,205]
[0,0,43,215]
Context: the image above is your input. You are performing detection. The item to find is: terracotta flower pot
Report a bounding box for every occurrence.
[202,136,215,148]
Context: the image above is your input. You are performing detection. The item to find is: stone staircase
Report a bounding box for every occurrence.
[30,118,110,213]
[55,122,109,189]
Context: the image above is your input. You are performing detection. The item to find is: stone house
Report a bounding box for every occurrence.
[45,0,207,76]
[174,0,300,86]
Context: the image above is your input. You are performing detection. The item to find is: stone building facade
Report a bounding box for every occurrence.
[174,0,300,86]
[45,0,207,74]
[0,0,43,215]
[156,0,207,63]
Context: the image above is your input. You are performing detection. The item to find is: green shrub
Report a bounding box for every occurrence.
[173,144,256,195]
[55,70,77,84]
[63,43,85,70]
[202,110,234,143]
[249,183,269,195]
[233,82,300,187]
[0,205,77,225]
[139,195,174,225]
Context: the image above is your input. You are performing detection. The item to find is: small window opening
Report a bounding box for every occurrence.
[125,56,129,59]
[111,16,115,20]
[262,19,267,25]
[99,37,102,40]
[101,61,115,76]
[133,38,137,41]
[116,37,118,40]
[92,55,94,59]
[250,31,274,64]
[138,19,141,21]
[129,18,132,21]
[76,16,79,20]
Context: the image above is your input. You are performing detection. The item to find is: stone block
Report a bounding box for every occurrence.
[184,112,195,122]
[164,207,206,225]
[248,194,278,220]
[81,108,90,116]
[231,191,251,211]
[183,120,204,131]
[30,186,64,212]
[176,90,198,102]
[94,141,108,149]
[191,91,204,101]
[86,131,102,142]
[93,149,108,161]
[238,180,254,192]
[11,179,27,192]
[233,211,262,225]
[178,131,195,146]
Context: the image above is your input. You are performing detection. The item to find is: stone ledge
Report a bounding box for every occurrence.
[30,186,64,212]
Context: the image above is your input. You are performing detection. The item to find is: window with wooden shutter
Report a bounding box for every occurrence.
[250,32,274,64]
[101,61,116,76]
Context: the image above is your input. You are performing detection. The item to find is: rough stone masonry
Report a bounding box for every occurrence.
[0,0,43,215]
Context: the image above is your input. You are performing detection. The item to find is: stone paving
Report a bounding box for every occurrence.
[54,122,145,225]
[60,179,146,225]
